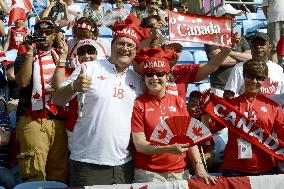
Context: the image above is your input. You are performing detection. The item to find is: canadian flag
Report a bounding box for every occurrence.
[85,175,284,189]
[8,0,33,26]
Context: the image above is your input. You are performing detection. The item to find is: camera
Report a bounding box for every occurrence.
[25,35,46,44]
[49,0,65,17]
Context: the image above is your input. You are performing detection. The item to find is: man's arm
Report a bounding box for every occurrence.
[3,28,11,51]
[195,48,231,82]
[207,49,237,67]
[223,63,244,100]
[15,46,34,88]
[53,66,92,106]
[229,50,252,62]
[262,0,268,18]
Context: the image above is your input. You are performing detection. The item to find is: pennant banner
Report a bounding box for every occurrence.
[168,11,234,48]
[200,91,284,161]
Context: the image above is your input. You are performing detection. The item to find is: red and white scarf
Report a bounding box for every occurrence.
[31,48,59,116]
[200,91,284,161]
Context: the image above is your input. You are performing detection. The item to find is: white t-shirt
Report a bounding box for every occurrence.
[272,94,284,110]
[263,0,284,24]
[224,61,284,97]
[61,59,144,166]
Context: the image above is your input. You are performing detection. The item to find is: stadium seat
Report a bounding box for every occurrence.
[177,50,195,64]
[234,23,243,35]
[235,13,247,21]
[75,2,88,16]
[124,3,132,12]
[13,181,67,189]
[248,10,266,21]
[186,82,210,99]
[102,3,113,12]
[193,51,208,64]
[6,49,18,64]
[62,26,73,38]
[98,26,113,38]
[181,42,204,51]
[242,19,266,36]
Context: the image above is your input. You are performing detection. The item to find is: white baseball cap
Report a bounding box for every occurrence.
[216,4,243,17]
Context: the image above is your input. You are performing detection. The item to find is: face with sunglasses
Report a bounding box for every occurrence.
[147,0,161,9]
[179,3,189,13]
[144,71,168,96]
[34,29,56,51]
[244,73,266,96]
[77,45,97,63]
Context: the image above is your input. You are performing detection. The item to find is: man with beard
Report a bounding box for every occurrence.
[224,32,284,100]
[14,18,68,182]
[53,14,149,186]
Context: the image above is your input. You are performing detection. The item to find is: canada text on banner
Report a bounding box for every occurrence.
[200,91,284,161]
[168,11,234,48]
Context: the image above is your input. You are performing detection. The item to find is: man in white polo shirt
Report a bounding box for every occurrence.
[53,14,149,186]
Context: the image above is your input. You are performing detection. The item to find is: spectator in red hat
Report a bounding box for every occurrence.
[4,19,30,51]
[53,13,149,186]
[131,47,217,184]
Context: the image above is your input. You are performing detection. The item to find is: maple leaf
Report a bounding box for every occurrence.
[32,92,40,99]
[140,185,148,189]
[97,76,106,80]
[158,129,167,139]
[192,127,203,137]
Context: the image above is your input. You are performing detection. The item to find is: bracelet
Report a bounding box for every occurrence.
[58,60,67,64]
[57,65,66,68]
[25,54,33,58]
[195,160,203,165]
[26,50,33,55]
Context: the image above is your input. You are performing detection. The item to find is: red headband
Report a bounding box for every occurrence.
[77,23,94,31]
[135,47,176,73]
[112,13,149,46]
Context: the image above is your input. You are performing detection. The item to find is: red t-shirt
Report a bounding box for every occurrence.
[10,27,28,50]
[131,92,189,173]
[211,93,284,174]
[170,64,200,99]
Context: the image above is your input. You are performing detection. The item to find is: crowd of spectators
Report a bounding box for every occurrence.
[0,0,284,188]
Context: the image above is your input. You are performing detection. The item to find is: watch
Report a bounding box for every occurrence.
[195,160,203,165]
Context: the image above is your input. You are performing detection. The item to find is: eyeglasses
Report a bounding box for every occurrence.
[150,1,159,5]
[144,72,166,77]
[116,41,136,50]
[245,74,266,82]
[35,29,54,36]
[77,48,97,56]
[180,5,189,9]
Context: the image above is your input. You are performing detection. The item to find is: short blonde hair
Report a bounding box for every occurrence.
[243,59,268,77]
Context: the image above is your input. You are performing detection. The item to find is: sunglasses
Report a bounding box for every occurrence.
[116,41,136,50]
[245,74,266,82]
[145,72,166,77]
[35,29,54,36]
[181,5,189,9]
[77,48,97,56]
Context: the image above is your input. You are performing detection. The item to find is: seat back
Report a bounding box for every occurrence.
[13,181,67,189]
